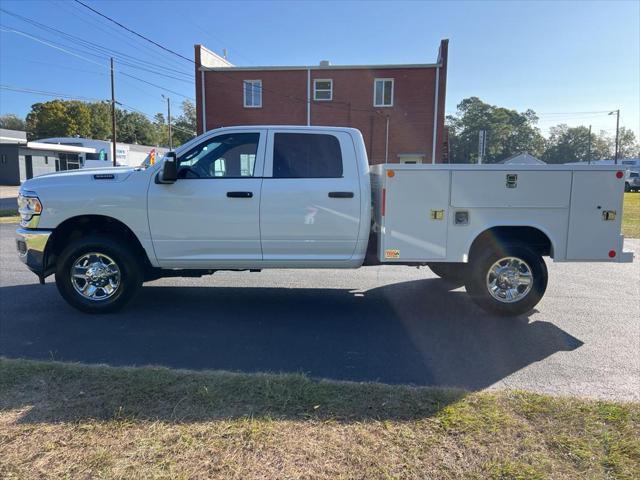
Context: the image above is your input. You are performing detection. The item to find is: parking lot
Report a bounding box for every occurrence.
[1,223,638,401]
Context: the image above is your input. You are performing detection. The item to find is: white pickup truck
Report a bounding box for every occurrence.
[16,126,633,315]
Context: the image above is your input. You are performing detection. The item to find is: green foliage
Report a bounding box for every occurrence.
[542,124,605,164]
[446,97,545,164]
[0,113,27,131]
[20,99,197,148]
[88,101,112,140]
[115,110,158,145]
[616,127,640,159]
[446,97,640,164]
[172,99,197,147]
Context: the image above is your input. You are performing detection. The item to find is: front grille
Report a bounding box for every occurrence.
[16,239,27,255]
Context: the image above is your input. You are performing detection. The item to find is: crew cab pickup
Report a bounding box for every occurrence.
[16,126,634,315]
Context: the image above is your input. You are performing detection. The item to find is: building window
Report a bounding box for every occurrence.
[273,133,343,178]
[243,80,262,108]
[374,78,394,107]
[313,79,333,101]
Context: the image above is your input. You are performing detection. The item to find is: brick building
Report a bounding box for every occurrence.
[195,39,448,164]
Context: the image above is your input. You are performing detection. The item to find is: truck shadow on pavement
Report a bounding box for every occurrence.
[1,278,583,393]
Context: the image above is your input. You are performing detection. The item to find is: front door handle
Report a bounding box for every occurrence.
[328,191,354,198]
[227,191,253,198]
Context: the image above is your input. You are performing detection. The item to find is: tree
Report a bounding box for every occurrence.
[446,97,545,163]
[26,101,68,139]
[172,99,197,147]
[540,125,629,163]
[116,110,158,145]
[88,101,112,140]
[25,100,93,139]
[65,101,92,138]
[615,127,640,159]
[0,114,27,131]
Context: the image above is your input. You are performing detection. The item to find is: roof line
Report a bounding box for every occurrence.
[200,63,440,72]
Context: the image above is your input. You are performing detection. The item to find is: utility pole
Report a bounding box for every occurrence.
[587,125,592,164]
[478,130,487,164]
[110,57,117,167]
[163,95,172,150]
[609,109,620,164]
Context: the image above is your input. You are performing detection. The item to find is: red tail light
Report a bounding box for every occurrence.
[609,250,616,258]
[616,171,624,179]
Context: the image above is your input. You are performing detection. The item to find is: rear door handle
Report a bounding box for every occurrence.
[226,191,253,198]
[328,191,354,198]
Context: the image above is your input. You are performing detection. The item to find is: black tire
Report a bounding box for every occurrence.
[55,234,142,313]
[428,262,469,283]
[624,183,631,192]
[465,244,547,316]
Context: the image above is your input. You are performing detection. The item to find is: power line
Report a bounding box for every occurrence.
[119,72,194,100]
[70,1,386,117]
[0,84,105,102]
[0,84,196,137]
[0,25,195,100]
[74,0,193,64]
[53,0,191,73]
[118,101,196,135]
[0,7,193,80]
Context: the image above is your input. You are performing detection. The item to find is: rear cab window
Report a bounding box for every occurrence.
[272,133,343,178]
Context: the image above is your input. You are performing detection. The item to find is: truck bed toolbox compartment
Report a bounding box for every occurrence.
[451,171,572,208]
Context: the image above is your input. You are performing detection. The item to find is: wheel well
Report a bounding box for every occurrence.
[45,215,152,273]
[469,226,553,261]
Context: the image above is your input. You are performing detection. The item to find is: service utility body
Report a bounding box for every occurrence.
[16,126,634,315]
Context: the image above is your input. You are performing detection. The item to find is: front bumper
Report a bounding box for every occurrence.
[16,228,52,276]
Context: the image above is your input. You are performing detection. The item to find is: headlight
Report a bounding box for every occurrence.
[17,191,42,228]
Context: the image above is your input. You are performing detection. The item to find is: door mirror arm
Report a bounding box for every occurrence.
[156,152,177,184]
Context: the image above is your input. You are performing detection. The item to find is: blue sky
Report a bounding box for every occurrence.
[1,0,638,138]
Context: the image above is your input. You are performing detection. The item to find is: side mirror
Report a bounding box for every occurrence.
[158,152,177,183]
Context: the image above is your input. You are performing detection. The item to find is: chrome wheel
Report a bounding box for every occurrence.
[71,252,121,301]
[486,257,533,303]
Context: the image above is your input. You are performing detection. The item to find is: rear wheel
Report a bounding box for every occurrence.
[55,234,142,313]
[465,244,547,316]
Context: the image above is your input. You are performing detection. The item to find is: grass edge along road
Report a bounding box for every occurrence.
[623,192,640,238]
[0,209,19,224]
[1,358,638,479]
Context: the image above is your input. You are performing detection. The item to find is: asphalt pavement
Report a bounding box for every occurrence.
[1,223,638,401]
[0,186,19,211]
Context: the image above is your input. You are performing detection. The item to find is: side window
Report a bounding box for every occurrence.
[177,133,259,179]
[243,80,262,108]
[313,79,333,101]
[374,78,394,107]
[273,133,343,178]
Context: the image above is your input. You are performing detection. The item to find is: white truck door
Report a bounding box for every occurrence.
[260,130,361,262]
[147,130,266,267]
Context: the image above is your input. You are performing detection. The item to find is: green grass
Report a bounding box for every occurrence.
[1,358,638,479]
[623,192,640,238]
[0,209,19,224]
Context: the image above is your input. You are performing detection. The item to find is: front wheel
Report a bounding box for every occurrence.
[55,234,142,313]
[465,245,547,316]
[625,183,631,192]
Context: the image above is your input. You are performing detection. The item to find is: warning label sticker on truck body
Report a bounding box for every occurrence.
[384,249,400,259]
